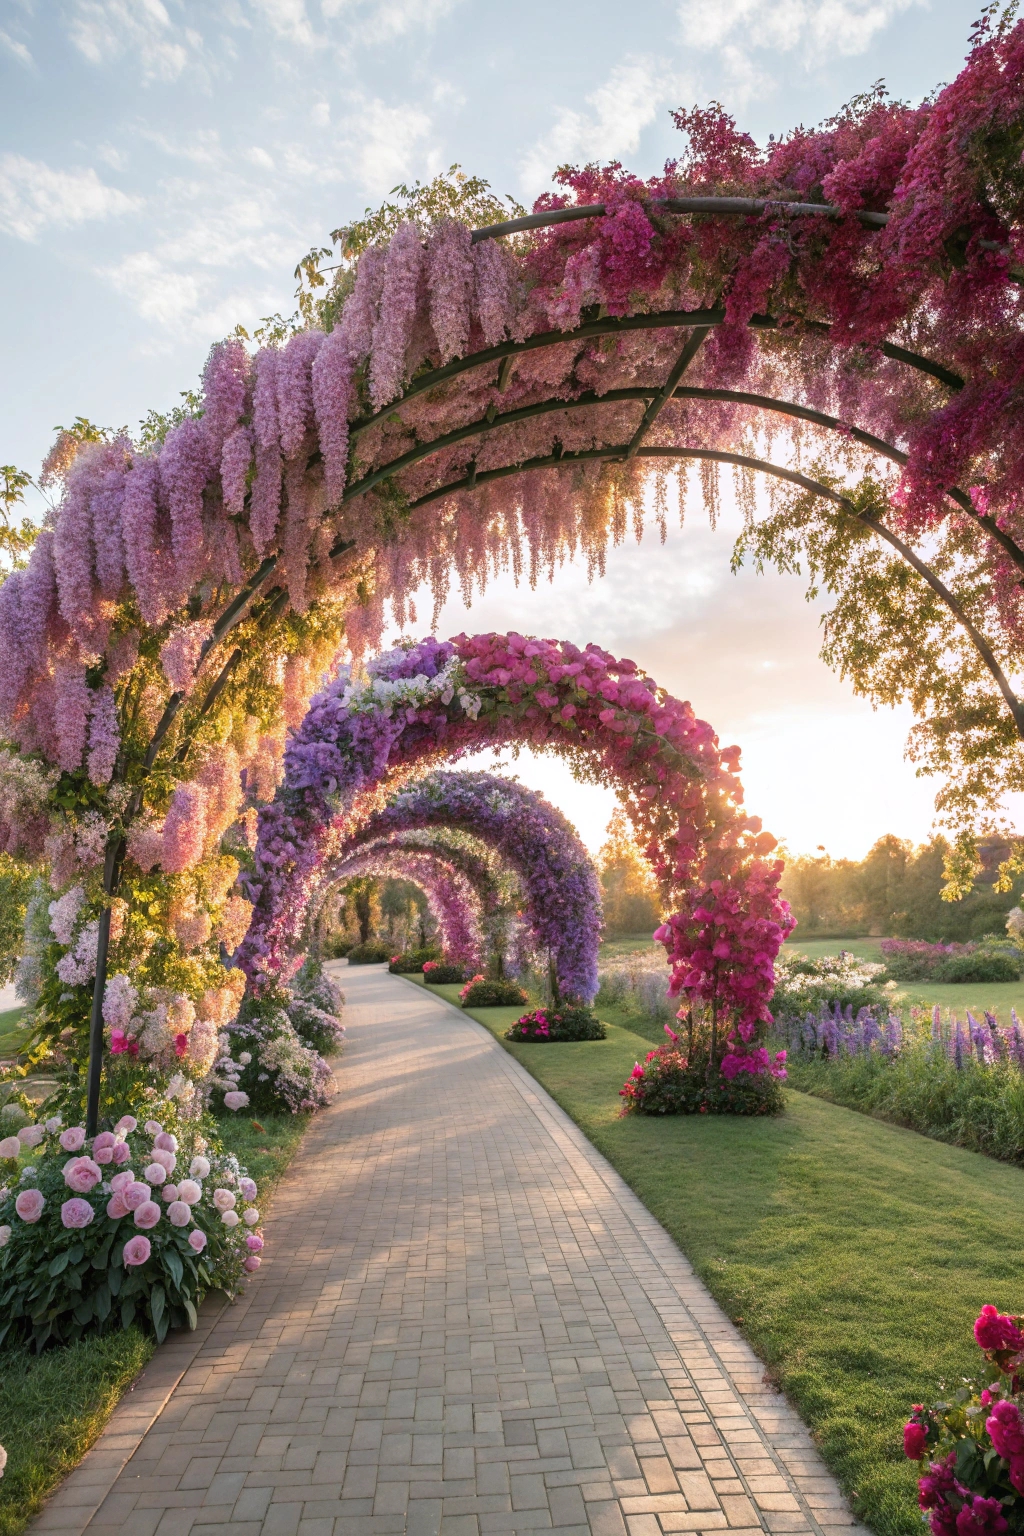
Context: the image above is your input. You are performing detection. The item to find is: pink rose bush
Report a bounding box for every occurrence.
[905,1307,1024,1533]
[0,1111,265,1348]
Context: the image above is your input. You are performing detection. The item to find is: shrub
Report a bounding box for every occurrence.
[286,960,346,1056]
[619,1043,786,1116]
[936,952,1021,983]
[345,940,391,964]
[881,938,968,981]
[459,976,529,1008]
[422,961,467,984]
[0,1114,264,1350]
[388,946,441,974]
[322,935,354,959]
[505,1005,606,1042]
[218,990,335,1114]
[771,951,893,1016]
[904,1304,1024,1532]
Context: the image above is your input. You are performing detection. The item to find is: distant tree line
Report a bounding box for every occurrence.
[781,836,1024,942]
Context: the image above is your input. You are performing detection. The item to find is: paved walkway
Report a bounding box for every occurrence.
[35,966,864,1536]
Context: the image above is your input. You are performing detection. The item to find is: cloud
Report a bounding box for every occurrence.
[677,0,924,71]
[65,0,201,81]
[0,154,141,240]
[519,58,674,195]
[320,0,462,45]
[0,28,33,67]
[333,94,438,196]
[249,0,318,46]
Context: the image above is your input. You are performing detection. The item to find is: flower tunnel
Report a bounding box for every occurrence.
[321,841,485,968]
[315,770,602,1000]
[240,631,792,1073]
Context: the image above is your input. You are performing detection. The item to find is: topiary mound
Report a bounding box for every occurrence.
[459,976,529,1008]
[422,961,467,984]
[388,947,441,974]
[505,1006,606,1042]
[345,940,391,964]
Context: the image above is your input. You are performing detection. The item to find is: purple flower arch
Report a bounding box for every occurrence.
[328,771,601,1001]
[326,843,483,967]
[310,824,523,975]
[240,630,791,1073]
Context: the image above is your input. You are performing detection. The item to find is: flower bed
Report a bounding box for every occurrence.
[881,940,1022,984]
[0,1113,264,1349]
[504,1005,605,1042]
[388,947,441,974]
[422,961,467,984]
[772,951,895,1016]
[779,1004,1024,1164]
[904,1306,1024,1535]
[620,1019,786,1116]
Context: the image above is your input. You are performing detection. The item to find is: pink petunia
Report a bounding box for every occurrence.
[122,1234,151,1267]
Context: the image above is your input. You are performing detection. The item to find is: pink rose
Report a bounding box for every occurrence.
[188,1228,207,1253]
[167,1201,191,1227]
[114,1115,137,1132]
[153,1132,178,1153]
[213,1188,236,1211]
[223,1091,249,1111]
[987,1400,1024,1460]
[975,1306,1024,1354]
[144,1162,169,1184]
[15,1188,45,1222]
[0,1136,21,1159]
[243,1255,261,1272]
[242,1207,259,1225]
[122,1181,151,1211]
[106,1194,128,1219]
[133,1200,161,1229]
[111,1141,131,1165]
[18,1124,44,1148]
[245,1234,264,1252]
[239,1178,257,1201]
[110,1170,135,1193]
[92,1132,116,1152]
[176,1179,202,1205]
[60,1127,86,1152]
[94,1146,114,1165]
[905,1422,928,1459]
[161,1184,178,1202]
[63,1157,102,1193]
[61,1197,95,1229]
[122,1234,151,1266]
[143,1120,162,1136]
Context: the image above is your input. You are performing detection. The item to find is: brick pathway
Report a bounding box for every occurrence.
[36,965,864,1536]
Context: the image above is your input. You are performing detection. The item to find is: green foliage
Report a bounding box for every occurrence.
[0,856,36,987]
[333,165,522,259]
[0,1327,152,1536]
[345,939,391,964]
[782,835,1024,941]
[388,946,441,974]
[784,1043,1024,1164]
[460,978,529,1007]
[0,466,39,575]
[936,952,1021,983]
[421,962,468,984]
[136,390,202,449]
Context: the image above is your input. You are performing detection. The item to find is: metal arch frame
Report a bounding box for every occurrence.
[393,441,1024,739]
[319,841,486,957]
[339,378,1023,573]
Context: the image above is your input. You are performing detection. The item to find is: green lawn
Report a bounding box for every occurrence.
[0,1109,313,1536]
[437,990,1024,1536]
[0,1006,28,1059]
[783,938,1024,1019]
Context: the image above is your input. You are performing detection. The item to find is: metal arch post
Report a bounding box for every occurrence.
[623,329,712,460]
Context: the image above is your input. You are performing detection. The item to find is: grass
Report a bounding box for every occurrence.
[0,1007,28,1059]
[783,938,1024,1019]
[0,1109,312,1536]
[438,990,1024,1536]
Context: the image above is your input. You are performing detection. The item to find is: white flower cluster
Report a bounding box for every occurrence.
[341,657,481,722]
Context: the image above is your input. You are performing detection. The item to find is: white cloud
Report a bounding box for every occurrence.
[0,28,33,67]
[519,58,673,196]
[320,0,461,45]
[334,94,437,196]
[65,0,198,80]
[249,0,318,46]
[103,248,202,326]
[0,154,141,241]
[677,0,923,69]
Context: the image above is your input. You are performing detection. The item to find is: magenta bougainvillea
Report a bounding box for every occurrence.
[239,632,792,1074]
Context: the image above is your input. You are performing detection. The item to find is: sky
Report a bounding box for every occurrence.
[0,0,983,859]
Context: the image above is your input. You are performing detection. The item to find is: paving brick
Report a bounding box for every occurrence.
[29,969,867,1536]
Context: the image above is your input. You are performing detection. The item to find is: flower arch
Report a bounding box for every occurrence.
[326,843,484,967]
[240,631,792,1074]
[318,770,602,1000]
